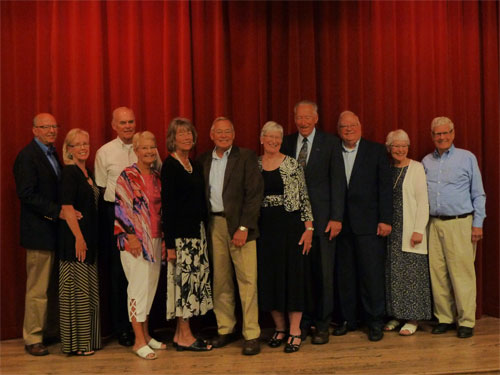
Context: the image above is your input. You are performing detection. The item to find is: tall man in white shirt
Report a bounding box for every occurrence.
[94,107,137,346]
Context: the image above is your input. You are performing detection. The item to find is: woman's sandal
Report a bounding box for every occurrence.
[176,338,212,352]
[135,345,157,360]
[384,319,400,331]
[268,330,287,348]
[148,338,167,350]
[399,322,418,336]
[284,335,301,353]
[74,350,95,356]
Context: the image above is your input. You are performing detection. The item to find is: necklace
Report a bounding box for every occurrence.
[393,166,405,189]
[172,152,193,174]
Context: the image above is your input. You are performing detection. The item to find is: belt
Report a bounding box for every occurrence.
[211,212,226,217]
[430,212,473,221]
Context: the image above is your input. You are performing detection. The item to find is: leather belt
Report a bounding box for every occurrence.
[430,212,473,221]
[211,212,226,217]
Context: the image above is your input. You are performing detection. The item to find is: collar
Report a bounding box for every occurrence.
[433,144,455,158]
[342,139,360,152]
[212,146,232,160]
[298,127,316,145]
[34,137,53,154]
[116,136,134,149]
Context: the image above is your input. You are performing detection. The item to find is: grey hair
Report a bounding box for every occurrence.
[210,116,235,132]
[337,110,361,129]
[260,121,284,138]
[132,131,157,150]
[62,128,89,165]
[166,117,197,153]
[385,129,410,151]
[431,116,454,132]
[294,100,318,114]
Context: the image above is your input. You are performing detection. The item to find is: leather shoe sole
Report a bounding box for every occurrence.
[25,343,49,356]
[368,328,384,342]
[311,330,329,345]
[242,339,260,355]
[432,323,455,334]
[457,326,474,338]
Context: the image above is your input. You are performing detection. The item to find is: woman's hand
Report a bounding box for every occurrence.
[127,234,142,258]
[299,228,313,255]
[410,232,423,247]
[75,236,87,262]
[167,248,177,264]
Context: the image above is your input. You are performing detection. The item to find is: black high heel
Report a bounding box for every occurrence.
[284,334,301,353]
[268,330,287,348]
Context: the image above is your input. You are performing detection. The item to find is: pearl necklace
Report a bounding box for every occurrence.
[172,152,193,174]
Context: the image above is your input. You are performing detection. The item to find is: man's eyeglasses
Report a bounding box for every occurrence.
[432,129,453,137]
[339,124,359,130]
[34,125,59,130]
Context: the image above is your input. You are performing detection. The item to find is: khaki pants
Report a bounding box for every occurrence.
[428,215,476,328]
[23,249,54,345]
[209,216,260,340]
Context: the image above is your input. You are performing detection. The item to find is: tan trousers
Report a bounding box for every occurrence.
[428,215,476,328]
[209,216,260,340]
[23,249,54,345]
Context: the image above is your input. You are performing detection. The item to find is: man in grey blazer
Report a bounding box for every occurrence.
[198,117,264,355]
[281,101,345,345]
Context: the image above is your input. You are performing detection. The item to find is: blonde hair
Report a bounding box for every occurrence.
[260,121,283,138]
[133,131,157,150]
[63,128,89,165]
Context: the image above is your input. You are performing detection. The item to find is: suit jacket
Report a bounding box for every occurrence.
[281,129,345,234]
[340,137,392,235]
[13,139,61,250]
[198,146,264,241]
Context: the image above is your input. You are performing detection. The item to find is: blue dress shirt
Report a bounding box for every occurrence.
[34,137,61,177]
[342,139,360,186]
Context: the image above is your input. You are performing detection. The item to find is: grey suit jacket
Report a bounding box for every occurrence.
[198,146,264,241]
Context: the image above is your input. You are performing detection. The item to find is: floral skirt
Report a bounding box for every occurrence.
[166,223,213,320]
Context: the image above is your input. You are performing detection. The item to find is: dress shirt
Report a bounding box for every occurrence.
[295,127,316,164]
[422,144,486,228]
[341,139,360,185]
[94,137,137,202]
[209,147,231,212]
[34,137,61,177]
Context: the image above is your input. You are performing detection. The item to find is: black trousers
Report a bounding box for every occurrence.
[100,201,131,334]
[335,230,386,329]
[300,233,336,332]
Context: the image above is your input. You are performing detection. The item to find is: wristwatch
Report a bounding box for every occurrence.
[239,226,248,232]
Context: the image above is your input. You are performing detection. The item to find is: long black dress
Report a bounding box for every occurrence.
[257,165,312,312]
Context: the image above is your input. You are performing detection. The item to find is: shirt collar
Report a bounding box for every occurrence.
[116,136,134,149]
[298,127,316,145]
[342,139,360,153]
[433,144,455,158]
[212,146,232,160]
[34,137,52,154]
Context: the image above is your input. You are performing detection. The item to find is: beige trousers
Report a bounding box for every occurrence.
[428,215,476,328]
[23,249,54,345]
[209,216,260,340]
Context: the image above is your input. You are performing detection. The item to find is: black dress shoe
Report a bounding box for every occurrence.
[368,327,384,342]
[242,338,260,355]
[312,330,329,345]
[432,323,455,334]
[118,331,134,347]
[457,326,474,338]
[25,343,49,356]
[210,333,239,348]
[332,321,356,336]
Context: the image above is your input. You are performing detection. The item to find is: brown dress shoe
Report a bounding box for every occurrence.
[242,338,260,355]
[210,333,239,348]
[312,330,329,345]
[25,343,49,356]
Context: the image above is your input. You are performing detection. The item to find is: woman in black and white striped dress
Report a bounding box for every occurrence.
[58,128,101,355]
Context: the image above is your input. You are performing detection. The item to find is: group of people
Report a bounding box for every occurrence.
[14,101,486,360]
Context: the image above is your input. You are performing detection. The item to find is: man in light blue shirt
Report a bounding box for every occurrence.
[422,116,486,339]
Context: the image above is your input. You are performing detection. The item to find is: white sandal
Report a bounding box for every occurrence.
[399,323,418,336]
[384,319,400,331]
[135,345,157,360]
[148,338,167,350]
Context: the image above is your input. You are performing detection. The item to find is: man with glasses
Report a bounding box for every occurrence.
[281,101,345,345]
[422,116,486,339]
[14,113,63,355]
[94,107,137,346]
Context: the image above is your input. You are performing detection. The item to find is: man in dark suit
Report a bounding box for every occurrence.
[281,100,345,345]
[13,113,63,356]
[198,117,264,355]
[333,110,392,341]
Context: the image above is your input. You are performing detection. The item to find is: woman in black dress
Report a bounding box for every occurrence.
[257,121,313,353]
[58,128,101,355]
[161,117,213,351]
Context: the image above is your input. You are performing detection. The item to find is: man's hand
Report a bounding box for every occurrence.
[377,223,392,237]
[471,227,483,243]
[325,220,342,240]
[410,232,423,247]
[232,229,248,248]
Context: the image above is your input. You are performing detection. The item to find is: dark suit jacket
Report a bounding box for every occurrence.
[198,146,264,242]
[13,139,61,250]
[340,137,392,235]
[281,129,345,234]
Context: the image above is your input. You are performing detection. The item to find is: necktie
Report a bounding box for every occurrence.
[47,147,61,177]
[297,138,308,168]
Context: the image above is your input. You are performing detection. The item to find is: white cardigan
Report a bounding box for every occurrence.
[400,160,429,254]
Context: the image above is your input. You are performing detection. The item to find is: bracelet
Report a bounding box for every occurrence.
[306,227,314,231]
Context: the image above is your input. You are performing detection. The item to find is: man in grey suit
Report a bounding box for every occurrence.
[281,100,345,344]
[198,117,264,355]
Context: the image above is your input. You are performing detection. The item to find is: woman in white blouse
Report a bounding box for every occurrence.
[384,129,432,336]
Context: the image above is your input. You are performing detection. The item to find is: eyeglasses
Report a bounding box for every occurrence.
[432,129,453,137]
[34,125,59,130]
[69,143,90,148]
[213,130,233,135]
[263,134,282,140]
[390,144,409,149]
[339,124,359,130]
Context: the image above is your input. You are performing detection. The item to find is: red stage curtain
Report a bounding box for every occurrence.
[1,0,498,339]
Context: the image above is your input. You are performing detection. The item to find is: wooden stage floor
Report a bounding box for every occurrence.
[1,316,499,375]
